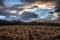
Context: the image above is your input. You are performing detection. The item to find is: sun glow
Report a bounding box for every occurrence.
[32,2,55,9]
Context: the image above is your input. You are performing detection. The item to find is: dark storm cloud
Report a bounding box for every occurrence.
[21,0,56,3]
[55,0,60,12]
[0,0,4,6]
[0,6,24,16]
[20,11,38,18]
[21,0,60,12]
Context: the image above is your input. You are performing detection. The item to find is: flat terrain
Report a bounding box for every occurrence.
[0,25,60,40]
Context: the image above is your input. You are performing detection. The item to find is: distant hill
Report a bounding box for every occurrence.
[0,20,60,26]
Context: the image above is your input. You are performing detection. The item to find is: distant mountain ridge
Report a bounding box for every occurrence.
[0,20,60,26]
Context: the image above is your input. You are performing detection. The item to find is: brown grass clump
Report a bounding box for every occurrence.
[0,25,60,40]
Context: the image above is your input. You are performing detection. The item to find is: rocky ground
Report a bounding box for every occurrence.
[0,25,60,40]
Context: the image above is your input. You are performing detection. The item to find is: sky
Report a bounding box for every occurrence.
[0,0,59,22]
[4,0,23,6]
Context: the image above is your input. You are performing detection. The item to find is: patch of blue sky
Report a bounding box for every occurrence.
[0,15,6,19]
[4,0,23,6]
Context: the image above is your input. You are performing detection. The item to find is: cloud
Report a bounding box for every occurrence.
[0,0,4,6]
[0,6,24,15]
[18,11,38,22]
[20,11,38,18]
[55,0,60,12]
[21,0,60,12]
[20,0,56,9]
[21,0,56,3]
[0,0,59,21]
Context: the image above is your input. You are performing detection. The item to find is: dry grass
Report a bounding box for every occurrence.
[0,25,60,40]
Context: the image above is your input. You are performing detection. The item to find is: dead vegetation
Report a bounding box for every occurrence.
[0,25,60,40]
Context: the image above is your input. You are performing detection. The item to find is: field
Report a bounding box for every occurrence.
[0,25,60,40]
